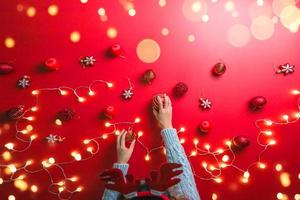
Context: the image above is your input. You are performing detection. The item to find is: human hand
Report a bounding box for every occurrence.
[116,130,136,164]
[152,94,173,129]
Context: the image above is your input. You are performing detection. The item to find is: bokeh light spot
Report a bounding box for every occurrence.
[227,24,251,47]
[48,5,59,16]
[225,1,235,12]
[279,172,291,187]
[136,39,161,63]
[158,0,167,7]
[279,5,300,33]
[272,0,296,16]
[182,0,208,22]
[188,34,196,42]
[98,8,106,16]
[161,28,169,36]
[80,0,88,4]
[70,31,81,43]
[26,6,36,17]
[251,16,274,40]
[4,37,16,48]
[106,27,118,39]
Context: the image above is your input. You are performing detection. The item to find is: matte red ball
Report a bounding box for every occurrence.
[249,96,267,111]
[199,120,212,133]
[45,58,60,71]
[142,69,156,84]
[173,82,188,97]
[0,62,14,75]
[111,44,123,56]
[103,106,115,119]
[212,62,226,76]
[232,136,250,150]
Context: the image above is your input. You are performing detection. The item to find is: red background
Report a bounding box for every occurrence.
[1,0,300,200]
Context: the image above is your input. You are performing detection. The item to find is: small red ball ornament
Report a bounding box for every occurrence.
[45,58,60,71]
[6,105,25,120]
[249,96,267,111]
[103,106,115,119]
[56,108,77,122]
[199,120,212,133]
[232,136,250,150]
[142,69,156,84]
[110,44,123,57]
[0,62,14,75]
[212,62,226,76]
[173,82,188,97]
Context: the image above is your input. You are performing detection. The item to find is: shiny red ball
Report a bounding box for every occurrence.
[199,120,212,133]
[111,44,123,56]
[0,62,14,75]
[212,62,226,76]
[173,82,188,97]
[142,69,156,84]
[103,106,115,119]
[45,58,60,71]
[249,96,267,111]
[232,136,250,150]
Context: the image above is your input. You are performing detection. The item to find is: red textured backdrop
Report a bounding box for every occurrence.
[1,0,300,200]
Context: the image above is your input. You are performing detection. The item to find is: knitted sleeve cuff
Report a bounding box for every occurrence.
[113,163,129,176]
[161,128,179,145]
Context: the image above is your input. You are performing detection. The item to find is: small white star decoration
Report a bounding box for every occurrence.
[199,98,212,110]
[18,75,31,88]
[45,134,65,144]
[122,88,133,100]
[276,63,295,75]
[80,56,96,67]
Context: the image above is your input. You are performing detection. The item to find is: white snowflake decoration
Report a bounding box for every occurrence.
[18,76,30,88]
[80,56,96,67]
[45,134,65,144]
[199,98,212,110]
[277,63,295,75]
[122,89,133,100]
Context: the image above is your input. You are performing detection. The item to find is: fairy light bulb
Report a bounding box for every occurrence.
[137,131,143,138]
[88,90,95,96]
[41,160,51,168]
[58,187,64,192]
[5,142,14,150]
[179,127,186,132]
[71,152,82,161]
[263,130,273,136]
[102,134,108,139]
[31,106,38,112]
[180,138,186,144]
[134,117,141,123]
[107,82,113,88]
[55,119,62,126]
[31,135,37,140]
[216,148,224,154]
[26,125,33,132]
[83,139,90,144]
[295,112,300,118]
[0,178,4,184]
[204,144,211,150]
[60,90,67,96]
[21,129,29,134]
[48,157,55,164]
[193,139,199,145]
[191,150,197,156]
[243,171,250,179]
[265,120,273,126]
[76,186,83,192]
[258,162,266,169]
[269,140,276,145]
[222,155,229,162]
[26,160,33,166]
[291,89,300,95]
[87,147,93,153]
[31,185,38,192]
[275,163,283,172]
[115,130,120,135]
[225,140,232,146]
[32,90,39,95]
[8,164,17,173]
[202,162,208,168]
[69,176,78,182]
[220,163,227,168]
[282,115,289,122]
[78,97,86,102]
[214,178,222,183]
[145,154,150,161]
[26,116,34,121]
[105,122,111,127]
[256,0,264,6]
[57,181,64,186]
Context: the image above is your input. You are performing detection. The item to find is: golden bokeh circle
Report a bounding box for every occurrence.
[161,28,169,36]
[136,39,161,63]
[4,37,16,48]
[251,16,275,40]
[272,0,296,16]
[70,31,81,43]
[26,6,36,17]
[48,5,59,16]
[227,24,251,47]
[249,1,273,19]
[182,0,208,22]
[279,5,300,32]
[106,27,118,39]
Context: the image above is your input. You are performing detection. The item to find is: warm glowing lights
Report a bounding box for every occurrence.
[182,0,208,22]
[222,155,229,162]
[71,152,82,161]
[145,154,150,161]
[275,163,283,172]
[8,164,17,173]
[190,150,197,157]
[180,138,186,144]
[265,120,273,126]
[80,0,88,3]
[212,193,218,200]
[161,28,169,36]
[32,90,39,95]
[83,139,90,144]
[258,162,266,169]
[107,82,113,88]
[60,90,67,95]
[98,8,106,16]
[70,31,81,43]
[76,186,83,192]
[251,16,275,40]
[225,140,232,146]
[256,0,264,6]
[179,127,186,132]
[268,139,276,145]
[263,130,273,136]
[137,131,143,137]
[102,134,108,139]
[107,27,118,39]
[277,192,289,200]
[227,24,251,47]
[280,172,291,187]
[295,194,300,200]
[192,1,202,12]
[31,135,37,140]
[4,37,16,48]
[105,122,111,127]
[26,6,36,17]
[187,34,196,43]
[2,151,12,161]
[48,4,59,16]
[282,114,289,121]
[243,171,250,179]
[0,178,3,184]
[87,147,93,153]
[158,0,167,7]
[31,185,38,193]
[214,178,222,183]
[78,97,86,102]
[48,157,56,164]
[202,162,208,168]
[5,143,14,150]
[26,160,33,166]
[88,90,95,96]
[204,144,211,150]
[134,118,141,123]
[14,179,28,191]
[202,14,209,22]
[26,116,34,121]
[8,195,16,200]
[291,89,300,95]
[26,125,33,132]
[136,39,161,63]
[69,177,78,182]
[224,1,235,12]
[193,139,199,145]
[128,8,136,16]
[55,119,63,126]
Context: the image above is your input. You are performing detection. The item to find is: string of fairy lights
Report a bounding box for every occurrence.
[1,75,300,200]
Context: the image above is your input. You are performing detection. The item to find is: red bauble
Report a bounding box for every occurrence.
[212,62,226,76]
[57,108,76,122]
[103,106,115,119]
[110,44,123,57]
[232,136,250,150]
[0,62,14,75]
[45,58,60,71]
[249,96,267,111]
[173,82,188,97]
[6,105,25,120]
[199,120,211,133]
[152,94,165,111]
[142,69,156,84]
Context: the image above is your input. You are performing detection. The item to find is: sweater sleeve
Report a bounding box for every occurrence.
[161,128,201,200]
[101,163,129,200]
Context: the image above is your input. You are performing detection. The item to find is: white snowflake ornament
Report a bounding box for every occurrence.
[276,63,295,75]
[45,134,65,144]
[80,56,96,67]
[122,88,133,100]
[199,98,212,110]
[18,75,31,89]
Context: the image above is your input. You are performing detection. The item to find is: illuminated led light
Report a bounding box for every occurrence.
[31,135,37,140]
[14,179,28,191]
[268,140,276,145]
[282,115,289,121]
[209,165,216,171]
[60,90,67,95]
[26,160,33,166]
[128,8,136,16]
[225,140,232,146]
[26,6,36,17]
[190,150,197,157]
[48,4,59,16]
[204,144,211,150]
[216,148,224,154]
[98,8,106,16]
[193,139,199,145]
[55,119,62,126]
[224,1,235,12]
[8,164,17,173]
[265,120,273,126]
[32,90,39,95]
[88,90,95,96]
[202,14,209,22]
[71,152,82,161]
[180,138,186,144]
[134,118,141,123]
[277,193,283,200]
[78,97,86,102]
[256,0,264,6]
[214,178,222,183]
[26,116,34,121]
[83,139,90,144]
[87,147,93,153]
[295,112,300,118]
[202,162,208,168]
[80,0,88,3]
[48,157,55,164]
[158,0,167,7]
[70,31,81,43]
[280,172,291,187]
[2,151,12,161]
[145,154,150,161]
[107,27,118,39]
[241,177,249,183]
[161,28,169,36]
[76,186,83,192]
[102,134,108,139]
[107,82,113,88]
[275,163,283,171]
[115,130,120,135]
[291,89,300,95]
[4,37,15,48]
[222,155,229,162]
[57,181,64,186]
[26,125,33,132]
[179,127,186,132]
[31,185,38,192]
[220,163,227,168]
[58,187,64,192]
[21,129,28,134]
[243,171,250,179]
[5,143,14,150]
[212,193,218,200]
[8,195,16,200]
[295,194,300,200]
[105,122,111,127]
[263,130,273,136]
[138,131,143,137]
[70,177,78,182]
[31,106,38,112]
[41,160,51,168]
[258,162,266,169]
[0,178,3,184]
[187,34,196,42]
[298,173,300,179]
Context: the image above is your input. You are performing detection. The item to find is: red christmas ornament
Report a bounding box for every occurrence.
[0,62,14,75]
[6,105,25,120]
[173,82,188,97]
[56,108,77,122]
[45,58,60,71]
[232,136,250,150]
[212,62,226,76]
[249,96,267,111]
[110,44,123,57]
[199,120,211,133]
[142,69,156,84]
[152,94,165,111]
[103,106,115,119]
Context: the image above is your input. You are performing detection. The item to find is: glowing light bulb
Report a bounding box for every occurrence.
[78,97,86,103]
[256,0,264,6]
[241,177,249,183]
[264,120,273,126]
[31,135,37,140]
[145,154,150,161]
[26,125,33,132]
[8,195,16,200]
[32,90,39,95]
[31,185,38,192]
[55,119,62,126]
[105,122,111,127]
[83,139,90,144]
[193,139,199,145]
[5,143,14,150]
[216,148,224,154]
[291,89,300,95]
[214,178,222,183]
[138,131,143,137]
[222,155,229,162]
[225,140,232,146]
[88,90,95,96]
[76,186,83,192]
[282,115,289,121]
[102,134,108,139]
[69,176,78,182]
[26,116,34,121]
[191,150,197,156]
[258,162,266,169]
[204,144,211,150]
[115,130,120,135]
[128,8,136,16]
[269,140,276,145]
[58,187,64,192]
[263,130,273,136]
[41,160,51,168]
[295,112,300,118]
[48,157,55,164]
[31,106,38,112]
[87,147,93,153]
[26,160,33,166]
[275,163,283,172]
[57,181,64,186]
[0,178,3,184]
[277,193,283,200]
[60,90,67,95]
[134,118,141,123]
[21,129,28,134]
[220,163,227,168]
[179,127,186,132]
[8,164,17,173]
[107,82,113,88]
[243,171,250,179]
[180,138,186,144]
[71,152,82,161]
[202,162,208,168]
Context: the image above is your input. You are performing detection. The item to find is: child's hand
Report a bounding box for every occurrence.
[116,130,136,164]
[153,94,173,129]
